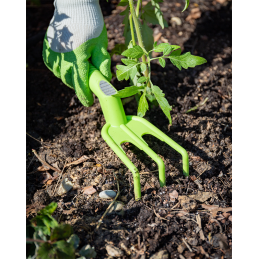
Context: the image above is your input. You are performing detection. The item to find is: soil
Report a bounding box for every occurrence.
[26,0,232,258]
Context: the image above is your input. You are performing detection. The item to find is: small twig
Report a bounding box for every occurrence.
[52,160,68,196]
[26,132,51,147]
[32,149,61,173]
[96,173,120,230]
[153,209,168,221]
[26,238,50,244]
[182,238,193,252]
[196,214,205,240]
[185,97,209,113]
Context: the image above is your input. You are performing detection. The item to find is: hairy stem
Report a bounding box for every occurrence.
[128,0,150,87]
[136,0,142,17]
[129,14,136,46]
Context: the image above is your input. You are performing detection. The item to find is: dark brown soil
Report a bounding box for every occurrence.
[26,0,232,258]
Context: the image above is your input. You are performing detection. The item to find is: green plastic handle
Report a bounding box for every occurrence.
[89,64,127,126]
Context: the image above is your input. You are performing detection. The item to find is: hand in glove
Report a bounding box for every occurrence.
[43,0,112,107]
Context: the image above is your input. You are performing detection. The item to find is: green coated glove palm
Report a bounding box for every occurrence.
[42,0,112,107]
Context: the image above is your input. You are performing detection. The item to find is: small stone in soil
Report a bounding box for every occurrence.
[57,178,73,196]
[83,186,96,195]
[107,201,124,214]
[106,244,124,257]
[150,250,169,259]
[99,190,116,199]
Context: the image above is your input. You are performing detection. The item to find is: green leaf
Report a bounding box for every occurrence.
[152,85,172,124]
[159,57,166,68]
[170,48,181,57]
[137,92,149,117]
[55,240,75,259]
[37,242,56,259]
[141,22,154,52]
[116,64,138,81]
[121,59,138,66]
[42,215,59,234]
[40,202,57,215]
[171,45,181,51]
[31,214,58,236]
[50,224,73,241]
[122,45,144,59]
[142,2,160,25]
[182,0,190,12]
[151,0,165,29]
[140,63,147,73]
[113,85,144,98]
[118,0,128,6]
[169,52,207,70]
[67,234,80,249]
[154,43,171,52]
[79,244,97,258]
[137,76,148,83]
[163,45,172,55]
[153,41,158,48]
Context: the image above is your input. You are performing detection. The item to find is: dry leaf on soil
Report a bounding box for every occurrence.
[37,165,50,171]
[83,186,97,195]
[189,191,214,202]
[40,172,53,184]
[178,196,197,211]
[169,190,179,201]
[65,155,89,168]
[201,204,232,218]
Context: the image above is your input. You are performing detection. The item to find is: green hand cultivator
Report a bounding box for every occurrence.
[89,65,189,200]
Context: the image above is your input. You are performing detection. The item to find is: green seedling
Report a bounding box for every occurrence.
[26,202,96,259]
[113,0,206,124]
[87,0,205,200]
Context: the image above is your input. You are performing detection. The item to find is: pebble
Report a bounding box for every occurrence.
[106,244,124,257]
[99,190,116,199]
[57,178,73,196]
[170,16,182,26]
[107,201,124,215]
[187,237,198,246]
[83,186,96,195]
[150,250,169,259]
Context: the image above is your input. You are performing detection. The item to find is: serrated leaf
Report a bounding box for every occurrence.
[113,85,144,98]
[122,45,144,58]
[159,57,166,68]
[154,43,171,52]
[137,76,148,83]
[151,0,165,29]
[141,21,154,52]
[116,64,138,81]
[169,52,207,70]
[152,85,172,124]
[67,234,80,249]
[182,0,190,12]
[50,224,73,241]
[79,244,97,258]
[40,202,57,215]
[55,240,75,259]
[170,48,181,57]
[171,45,181,51]
[140,63,147,73]
[118,0,128,6]
[137,92,149,117]
[163,45,172,55]
[37,242,56,259]
[121,59,138,66]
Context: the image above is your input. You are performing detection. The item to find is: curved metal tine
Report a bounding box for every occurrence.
[101,123,141,200]
[126,116,189,177]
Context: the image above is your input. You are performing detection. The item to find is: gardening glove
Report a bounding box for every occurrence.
[43,0,112,107]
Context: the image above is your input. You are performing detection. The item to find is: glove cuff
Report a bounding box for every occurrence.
[47,0,104,53]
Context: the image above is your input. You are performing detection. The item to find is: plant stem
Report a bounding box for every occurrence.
[136,0,142,17]
[129,14,136,46]
[128,0,150,87]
